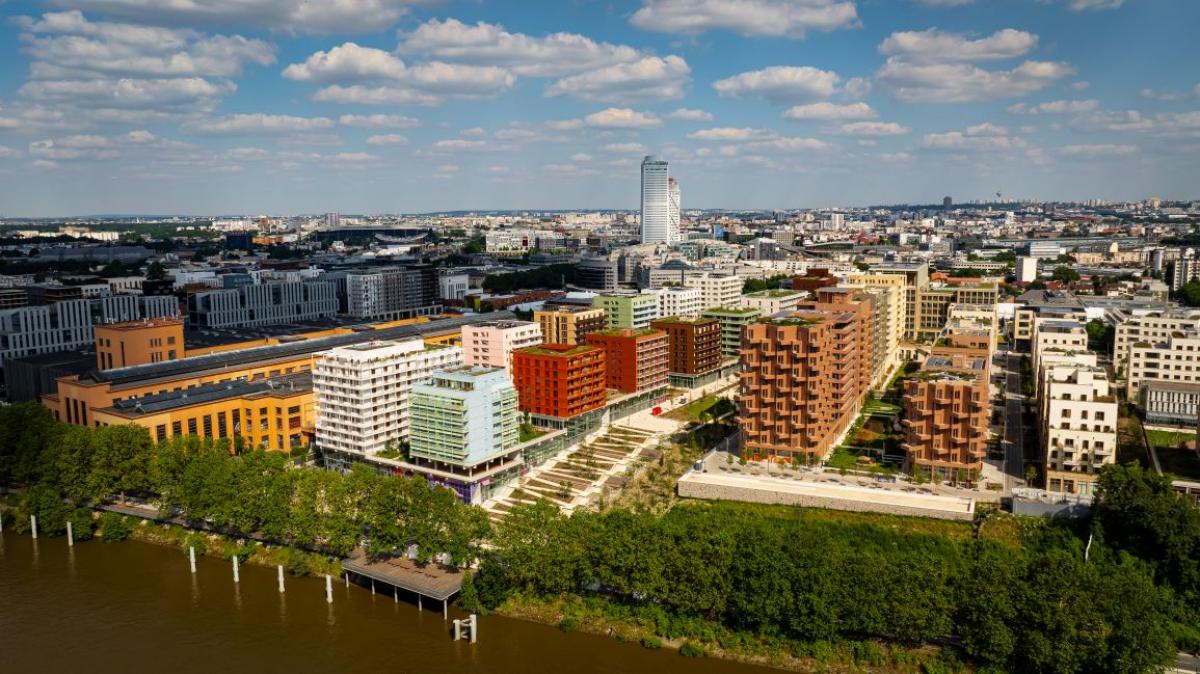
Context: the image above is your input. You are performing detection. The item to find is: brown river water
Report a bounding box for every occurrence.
[0,531,773,674]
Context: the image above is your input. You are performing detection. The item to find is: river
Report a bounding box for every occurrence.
[0,531,772,673]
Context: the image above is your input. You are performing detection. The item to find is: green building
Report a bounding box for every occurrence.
[409,366,519,468]
[701,306,763,359]
[593,292,659,330]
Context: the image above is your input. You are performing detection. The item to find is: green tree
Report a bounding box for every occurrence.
[87,425,154,502]
[1051,266,1081,283]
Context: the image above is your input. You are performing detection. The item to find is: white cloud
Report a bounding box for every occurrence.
[630,0,859,38]
[1071,109,1200,138]
[602,142,648,153]
[751,136,832,151]
[328,151,378,163]
[583,108,662,129]
[0,145,20,158]
[878,28,1038,63]
[338,113,419,128]
[1008,99,1100,114]
[286,43,516,105]
[1058,0,1124,11]
[1140,85,1199,102]
[1071,81,1091,91]
[190,113,334,134]
[397,18,643,78]
[712,66,838,103]
[544,55,689,102]
[836,121,909,136]
[366,134,408,145]
[689,127,776,141]
[877,59,1073,103]
[923,123,1026,151]
[784,101,876,120]
[27,129,189,160]
[430,138,505,152]
[46,0,438,34]
[570,153,592,161]
[841,77,871,101]
[665,108,714,121]
[20,77,235,110]
[1059,143,1137,157]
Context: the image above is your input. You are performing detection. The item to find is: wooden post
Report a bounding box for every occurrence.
[30,515,37,539]
[442,598,447,620]
[232,555,240,583]
[325,574,333,603]
[453,619,461,641]
[189,546,197,573]
[277,565,285,593]
[66,521,74,547]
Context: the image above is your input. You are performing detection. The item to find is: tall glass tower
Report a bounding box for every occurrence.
[640,155,671,244]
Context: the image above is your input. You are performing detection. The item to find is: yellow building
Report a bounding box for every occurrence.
[95,317,185,370]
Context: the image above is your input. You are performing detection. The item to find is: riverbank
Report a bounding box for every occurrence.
[493,593,960,674]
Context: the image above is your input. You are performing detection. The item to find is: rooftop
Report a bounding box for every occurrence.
[651,316,717,326]
[701,306,761,316]
[744,289,802,299]
[591,327,664,338]
[519,343,596,357]
[102,372,312,417]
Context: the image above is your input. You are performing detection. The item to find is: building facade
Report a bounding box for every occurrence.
[740,289,804,316]
[594,292,659,330]
[95,317,184,370]
[408,366,519,467]
[650,316,721,376]
[187,281,337,328]
[901,349,990,482]
[1041,365,1118,496]
[700,306,761,359]
[584,328,668,393]
[511,344,606,420]
[657,286,701,319]
[640,155,672,244]
[346,266,441,320]
[685,272,743,310]
[461,320,543,371]
[534,305,607,345]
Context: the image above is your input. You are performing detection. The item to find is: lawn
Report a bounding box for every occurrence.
[1145,428,1197,449]
[519,423,547,443]
[664,395,727,422]
[677,500,976,540]
[1155,447,1200,481]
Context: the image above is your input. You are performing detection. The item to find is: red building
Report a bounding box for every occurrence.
[584,328,668,393]
[792,268,838,293]
[650,317,721,376]
[511,344,606,419]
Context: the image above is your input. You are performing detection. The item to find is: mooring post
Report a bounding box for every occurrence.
[371,578,375,595]
[344,573,349,588]
[453,619,462,641]
[418,594,423,611]
[66,521,74,547]
[443,598,447,620]
[30,514,37,539]
[325,574,333,603]
[393,586,398,603]
[469,614,477,643]
[277,565,285,593]
[189,546,197,573]
[232,555,240,583]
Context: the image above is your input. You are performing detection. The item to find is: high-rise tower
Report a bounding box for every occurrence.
[640,155,671,244]
[668,177,681,243]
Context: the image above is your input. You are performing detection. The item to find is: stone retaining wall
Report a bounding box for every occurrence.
[677,477,975,521]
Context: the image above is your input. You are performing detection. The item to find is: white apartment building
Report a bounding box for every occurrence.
[1041,365,1118,497]
[1112,308,1200,375]
[484,229,536,256]
[0,295,178,369]
[439,272,469,301]
[313,339,463,456]
[1016,256,1039,283]
[1127,328,1200,400]
[685,272,742,309]
[188,281,337,328]
[740,289,804,316]
[461,320,542,371]
[657,286,701,318]
[1031,319,1088,387]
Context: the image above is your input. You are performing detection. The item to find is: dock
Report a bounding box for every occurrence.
[342,549,466,617]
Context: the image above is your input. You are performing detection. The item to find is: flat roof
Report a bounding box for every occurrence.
[101,372,312,416]
[83,312,512,387]
[343,550,463,601]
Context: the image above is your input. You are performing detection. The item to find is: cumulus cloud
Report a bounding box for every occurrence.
[1071,109,1200,137]
[1057,0,1125,11]
[582,108,662,129]
[20,77,235,111]
[712,66,838,103]
[922,123,1026,151]
[45,0,439,34]
[835,121,909,136]
[602,142,649,153]
[665,108,714,121]
[1059,143,1138,157]
[285,43,516,105]
[189,113,334,134]
[544,55,689,102]
[28,129,190,160]
[1008,99,1100,114]
[878,28,1037,63]
[630,0,859,38]
[784,101,876,120]
[366,134,408,145]
[338,113,420,128]
[688,127,777,141]
[878,59,1073,103]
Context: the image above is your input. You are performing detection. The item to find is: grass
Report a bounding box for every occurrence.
[664,395,721,422]
[1145,428,1197,449]
[519,424,547,443]
[678,500,976,541]
[1155,447,1200,481]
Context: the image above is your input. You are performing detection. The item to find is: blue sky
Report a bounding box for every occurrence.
[0,0,1196,216]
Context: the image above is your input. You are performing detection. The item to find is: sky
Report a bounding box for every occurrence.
[0,0,1196,216]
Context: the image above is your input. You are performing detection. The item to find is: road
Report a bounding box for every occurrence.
[1003,351,1025,490]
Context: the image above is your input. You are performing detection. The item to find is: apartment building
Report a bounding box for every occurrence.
[593,292,659,330]
[584,328,669,393]
[1127,328,1200,400]
[792,268,839,293]
[948,303,998,341]
[685,272,743,310]
[313,339,463,456]
[739,310,866,462]
[740,289,804,316]
[901,348,990,482]
[1031,319,1089,389]
[511,344,606,420]
[912,282,1000,343]
[409,366,519,467]
[1041,365,1117,496]
[1112,308,1200,375]
[1167,258,1200,291]
[657,286,702,318]
[91,372,313,451]
[346,266,441,320]
[187,281,337,328]
[1012,290,1088,351]
[95,316,184,370]
[534,305,607,345]
[798,287,881,392]
[700,306,761,359]
[650,316,721,376]
[461,320,543,370]
[0,295,178,370]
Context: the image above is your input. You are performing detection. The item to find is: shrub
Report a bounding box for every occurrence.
[68,508,96,541]
[679,642,705,658]
[98,512,133,543]
[557,616,578,632]
[640,636,662,650]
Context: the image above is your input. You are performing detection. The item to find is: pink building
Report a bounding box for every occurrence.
[461,320,543,370]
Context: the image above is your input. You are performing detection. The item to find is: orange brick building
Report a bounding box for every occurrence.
[584,328,668,393]
[791,268,838,293]
[900,347,990,482]
[796,287,874,400]
[650,316,721,375]
[95,317,185,370]
[738,309,867,462]
[511,344,606,419]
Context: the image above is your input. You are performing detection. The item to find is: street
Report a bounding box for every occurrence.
[1003,351,1026,490]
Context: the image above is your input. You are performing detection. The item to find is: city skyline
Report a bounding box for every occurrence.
[0,0,1197,216]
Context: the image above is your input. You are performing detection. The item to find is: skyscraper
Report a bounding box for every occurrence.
[640,155,671,244]
[668,177,681,243]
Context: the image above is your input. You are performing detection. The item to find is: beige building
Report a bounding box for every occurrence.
[1112,308,1200,376]
[1041,364,1117,496]
[740,289,805,316]
[534,305,607,345]
[1127,328,1200,400]
[685,272,743,309]
[461,320,543,371]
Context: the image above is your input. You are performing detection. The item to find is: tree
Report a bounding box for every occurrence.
[87,425,153,502]
[1051,266,1081,283]
[1179,280,1200,308]
[145,260,168,280]
[1086,319,1115,352]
